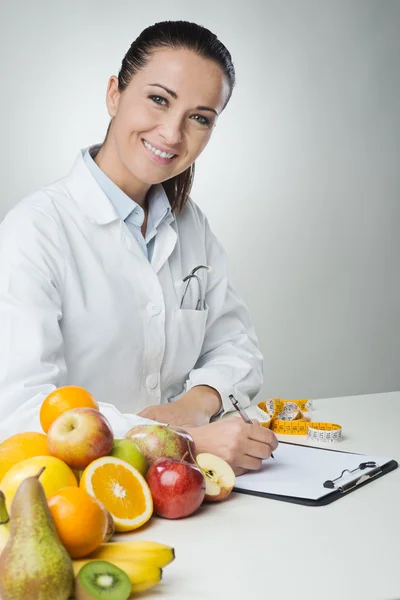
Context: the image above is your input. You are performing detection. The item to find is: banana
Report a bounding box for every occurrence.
[72,558,162,593]
[83,540,175,568]
[0,490,10,554]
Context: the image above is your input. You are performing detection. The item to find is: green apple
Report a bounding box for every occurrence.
[109,439,148,476]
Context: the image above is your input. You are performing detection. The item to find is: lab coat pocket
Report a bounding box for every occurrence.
[163,307,209,382]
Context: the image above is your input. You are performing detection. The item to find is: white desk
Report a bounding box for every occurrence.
[118,391,400,600]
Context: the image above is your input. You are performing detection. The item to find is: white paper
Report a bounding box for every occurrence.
[234,443,394,500]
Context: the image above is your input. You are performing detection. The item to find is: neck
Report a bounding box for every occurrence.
[94,139,150,208]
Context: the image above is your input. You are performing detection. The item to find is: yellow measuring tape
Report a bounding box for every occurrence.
[256,398,342,443]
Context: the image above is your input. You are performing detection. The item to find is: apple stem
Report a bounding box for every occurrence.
[182,451,189,463]
[186,440,201,469]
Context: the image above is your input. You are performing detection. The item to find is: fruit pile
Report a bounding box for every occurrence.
[0,386,236,600]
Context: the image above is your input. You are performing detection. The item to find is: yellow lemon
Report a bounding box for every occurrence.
[0,455,77,513]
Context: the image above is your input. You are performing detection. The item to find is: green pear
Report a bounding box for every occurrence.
[110,439,148,475]
[0,467,74,600]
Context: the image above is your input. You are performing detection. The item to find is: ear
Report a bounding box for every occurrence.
[105,76,121,118]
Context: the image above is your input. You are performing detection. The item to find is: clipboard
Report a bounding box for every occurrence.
[233,442,398,506]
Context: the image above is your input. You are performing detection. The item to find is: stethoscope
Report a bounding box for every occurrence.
[180,265,212,310]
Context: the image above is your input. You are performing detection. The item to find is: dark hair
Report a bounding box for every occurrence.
[106,20,236,213]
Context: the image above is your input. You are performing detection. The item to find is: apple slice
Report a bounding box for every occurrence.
[196,453,236,502]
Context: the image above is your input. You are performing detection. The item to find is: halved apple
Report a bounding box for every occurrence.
[196,453,236,502]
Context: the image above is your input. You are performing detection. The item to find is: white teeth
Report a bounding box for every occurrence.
[143,140,175,159]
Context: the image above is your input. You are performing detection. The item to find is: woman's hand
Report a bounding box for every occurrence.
[185,418,278,475]
[137,385,222,428]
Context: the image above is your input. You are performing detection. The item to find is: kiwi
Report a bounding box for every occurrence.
[75,561,132,600]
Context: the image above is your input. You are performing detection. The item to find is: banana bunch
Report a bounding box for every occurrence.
[81,540,175,568]
[0,491,10,554]
[73,541,175,593]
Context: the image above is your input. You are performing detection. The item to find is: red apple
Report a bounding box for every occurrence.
[146,457,206,519]
[47,407,114,470]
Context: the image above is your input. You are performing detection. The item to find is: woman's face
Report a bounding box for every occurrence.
[105,48,230,192]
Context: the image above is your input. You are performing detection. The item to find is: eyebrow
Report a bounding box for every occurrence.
[148,83,219,116]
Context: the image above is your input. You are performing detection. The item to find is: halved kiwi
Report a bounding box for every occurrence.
[75,561,132,600]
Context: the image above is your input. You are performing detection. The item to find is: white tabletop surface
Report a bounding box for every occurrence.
[117,391,400,600]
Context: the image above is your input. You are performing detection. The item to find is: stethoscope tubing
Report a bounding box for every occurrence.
[180,265,210,310]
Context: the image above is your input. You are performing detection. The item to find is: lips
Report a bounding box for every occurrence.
[142,139,178,166]
[142,138,178,157]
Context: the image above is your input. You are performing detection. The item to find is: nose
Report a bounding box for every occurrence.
[157,113,184,147]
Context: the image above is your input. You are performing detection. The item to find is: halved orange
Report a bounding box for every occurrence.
[80,456,153,532]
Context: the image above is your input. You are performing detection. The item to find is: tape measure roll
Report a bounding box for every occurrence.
[256,398,342,443]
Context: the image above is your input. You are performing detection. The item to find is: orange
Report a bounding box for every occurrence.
[0,432,51,482]
[48,486,108,558]
[40,386,99,433]
[80,456,153,532]
[0,455,78,513]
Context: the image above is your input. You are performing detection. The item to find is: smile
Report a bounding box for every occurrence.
[142,139,176,160]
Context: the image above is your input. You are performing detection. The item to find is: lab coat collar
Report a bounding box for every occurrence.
[151,217,177,273]
[63,148,175,228]
[63,150,119,225]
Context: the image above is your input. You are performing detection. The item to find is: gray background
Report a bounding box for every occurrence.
[1,0,399,402]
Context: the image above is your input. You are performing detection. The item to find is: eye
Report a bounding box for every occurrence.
[191,114,211,127]
[149,95,168,106]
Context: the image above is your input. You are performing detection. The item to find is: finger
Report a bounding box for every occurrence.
[234,467,249,476]
[244,438,273,460]
[248,425,279,451]
[238,454,263,471]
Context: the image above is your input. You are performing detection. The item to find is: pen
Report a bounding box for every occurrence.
[229,394,274,459]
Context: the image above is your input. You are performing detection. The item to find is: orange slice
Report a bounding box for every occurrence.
[80,456,153,532]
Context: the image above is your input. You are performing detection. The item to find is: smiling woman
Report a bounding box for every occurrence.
[95,46,229,208]
[97,25,233,211]
[0,20,278,474]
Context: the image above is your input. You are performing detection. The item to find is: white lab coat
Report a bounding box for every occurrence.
[0,149,263,441]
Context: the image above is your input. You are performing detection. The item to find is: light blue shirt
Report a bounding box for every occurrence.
[83,145,171,261]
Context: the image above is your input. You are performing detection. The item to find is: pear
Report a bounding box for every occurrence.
[0,467,74,600]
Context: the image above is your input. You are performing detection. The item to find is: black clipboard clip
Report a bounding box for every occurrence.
[323,461,383,493]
